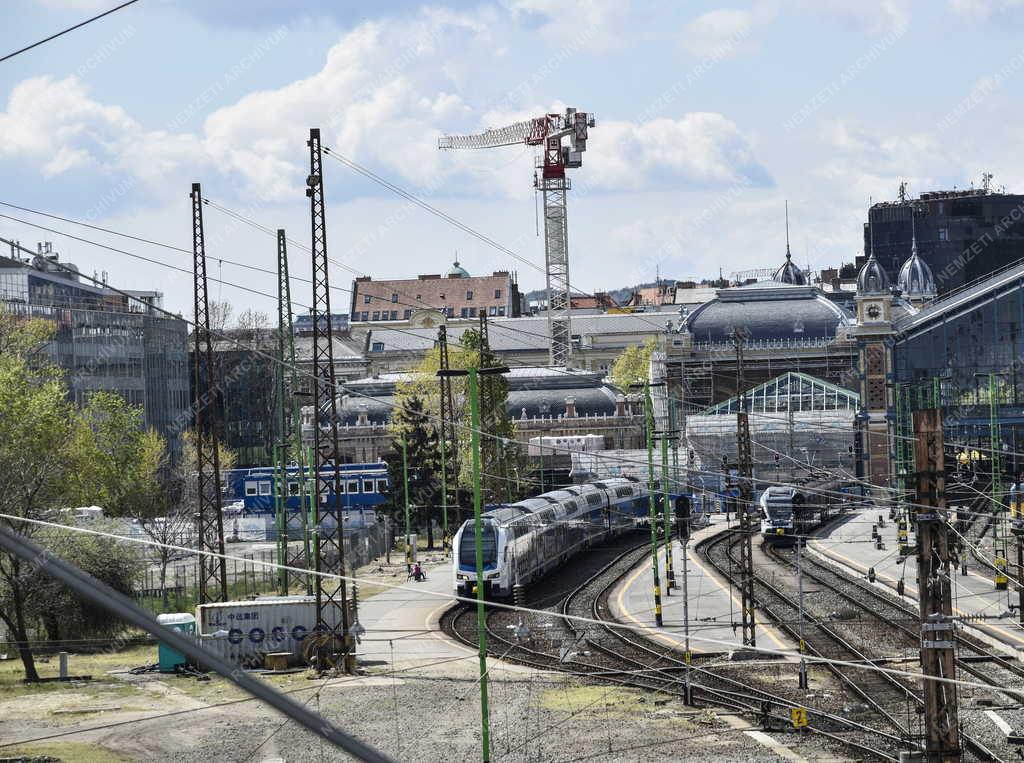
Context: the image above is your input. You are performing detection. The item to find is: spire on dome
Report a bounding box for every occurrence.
[773,200,807,285]
[898,206,936,299]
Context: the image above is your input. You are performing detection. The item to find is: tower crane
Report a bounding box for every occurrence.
[440,107,595,366]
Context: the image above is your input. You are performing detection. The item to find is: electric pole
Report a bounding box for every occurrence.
[732,328,756,647]
[275,229,311,596]
[642,383,664,627]
[189,182,227,604]
[438,325,459,532]
[306,127,353,673]
[402,436,412,574]
[661,430,675,591]
[438,364,509,763]
[914,407,961,763]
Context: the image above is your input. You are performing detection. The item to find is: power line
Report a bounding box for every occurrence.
[0,0,141,64]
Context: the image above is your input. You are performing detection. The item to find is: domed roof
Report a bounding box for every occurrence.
[773,251,806,285]
[856,252,890,295]
[446,261,470,278]
[685,282,851,344]
[897,231,935,299]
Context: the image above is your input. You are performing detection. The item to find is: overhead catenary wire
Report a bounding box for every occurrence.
[2,509,1019,696]
[0,0,141,64]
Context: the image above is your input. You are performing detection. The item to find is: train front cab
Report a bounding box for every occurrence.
[454,520,507,599]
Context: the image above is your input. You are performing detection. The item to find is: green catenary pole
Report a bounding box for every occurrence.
[467,368,492,763]
[440,426,449,554]
[645,383,664,627]
[661,429,674,591]
[402,436,412,574]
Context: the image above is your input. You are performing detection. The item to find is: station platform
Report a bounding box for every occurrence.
[609,516,793,655]
[809,507,1024,654]
[353,557,474,668]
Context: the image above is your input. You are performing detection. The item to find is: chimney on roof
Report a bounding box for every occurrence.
[614,395,627,417]
[356,402,369,426]
[565,396,577,418]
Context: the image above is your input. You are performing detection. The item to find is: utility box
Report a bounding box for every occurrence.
[157,613,196,673]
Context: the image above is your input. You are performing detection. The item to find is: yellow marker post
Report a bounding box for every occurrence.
[790,707,808,729]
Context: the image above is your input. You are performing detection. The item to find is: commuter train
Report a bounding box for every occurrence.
[452,477,709,599]
[759,474,855,544]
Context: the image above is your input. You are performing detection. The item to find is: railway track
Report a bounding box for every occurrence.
[442,534,906,760]
[700,527,1006,761]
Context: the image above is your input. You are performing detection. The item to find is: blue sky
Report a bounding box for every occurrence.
[2,0,1023,318]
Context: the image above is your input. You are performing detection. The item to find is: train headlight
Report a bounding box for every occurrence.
[457,574,469,580]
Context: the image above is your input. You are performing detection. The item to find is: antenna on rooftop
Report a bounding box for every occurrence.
[785,200,791,256]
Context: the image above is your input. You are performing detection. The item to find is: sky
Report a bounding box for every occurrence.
[2,0,1023,319]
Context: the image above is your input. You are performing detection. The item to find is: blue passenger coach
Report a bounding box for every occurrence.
[223,462,390,514]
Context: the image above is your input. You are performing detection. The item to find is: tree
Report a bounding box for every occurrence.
[207,299,234,334]
[0,315,169,678]
[0,315,89,680]
[132,431,234,610]
[610,338,657,392]
[385,394,442,548]
[457,328,522,505]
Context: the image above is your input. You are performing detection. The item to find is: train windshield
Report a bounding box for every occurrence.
[459,525,498,568]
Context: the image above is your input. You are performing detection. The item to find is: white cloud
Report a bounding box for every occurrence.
[586,114,771,191]
[680,9,758,59]
[786,0,910,34]
[0,75,136,177]
[503,0,635,51]
[949,0,1024,19]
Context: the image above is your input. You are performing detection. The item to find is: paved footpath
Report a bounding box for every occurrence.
[809,507,1024,655]
[609,515,793,655]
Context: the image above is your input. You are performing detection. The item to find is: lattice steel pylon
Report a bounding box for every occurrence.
[439,108,594,366]
[189,182,228,604]
[305,128,353,672]
[275,229,312,596]
[437,325,459,527]
[732,328,757,647]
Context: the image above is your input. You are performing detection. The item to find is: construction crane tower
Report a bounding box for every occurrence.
[440,107,595,366]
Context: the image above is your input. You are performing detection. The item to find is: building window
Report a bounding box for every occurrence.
[363,294,372,304]
[439,293,445,300]
[494,288,501,299]
[466,290,473,300]
[497,306,505,316]
[469,307,477,317]
[938,227,949,241]
[391,293,398,303]
[390,310,398,320]
[372,311,380,320]
[361,311,368,321]
[403,309,412,319]
[351,311,359,321]
[371,341,384,352]
[380,312,388,321]
[460,307,469,318]
[489,306,497,316]
[259,482,272,496]
[245,481,258,496]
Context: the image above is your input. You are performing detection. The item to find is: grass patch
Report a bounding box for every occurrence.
[0,645,156,699]
[0,741,127,762]
[536,684,682,718]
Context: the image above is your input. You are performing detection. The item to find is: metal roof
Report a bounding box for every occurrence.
[702,371,860,415]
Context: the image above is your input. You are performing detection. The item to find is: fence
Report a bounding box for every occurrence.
[135,524,390,614]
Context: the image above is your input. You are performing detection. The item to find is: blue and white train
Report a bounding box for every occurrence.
[759,475,855,544]
[453,477,646,599]
[223,462,389,518]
